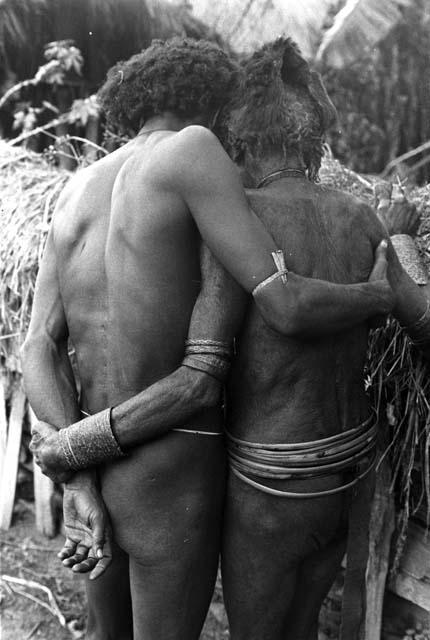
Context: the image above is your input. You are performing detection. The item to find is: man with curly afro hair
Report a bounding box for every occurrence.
[24,37,397,640]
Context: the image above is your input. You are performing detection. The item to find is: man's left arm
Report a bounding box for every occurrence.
[21,229,112,580]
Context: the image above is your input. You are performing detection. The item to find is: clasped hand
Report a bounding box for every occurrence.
[30,421,112,579]
[30,420,74,483]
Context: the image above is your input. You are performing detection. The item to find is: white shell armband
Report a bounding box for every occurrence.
[252,250,289,296]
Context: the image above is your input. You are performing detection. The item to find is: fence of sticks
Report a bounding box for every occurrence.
[1,139,430,624]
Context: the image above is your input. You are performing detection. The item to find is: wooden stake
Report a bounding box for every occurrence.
[29,408,56,538]
[0,371,8,476]
[365,456,395,640]
[0,385,26,529]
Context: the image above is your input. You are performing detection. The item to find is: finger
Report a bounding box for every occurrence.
[58,538,77,559]
[32,420,57,437]
[374,182,392,214]
[62,543,91,566]
[392,183,406,203]
[374,239,388,266]
[89,553,112,580]
[89,514,106,559]
[72,556,98,573]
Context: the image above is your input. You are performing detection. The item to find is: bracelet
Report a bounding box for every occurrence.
[390,234,428,285]
[58,408,125,471]
[185,341,232,359]
[252,250,289,296]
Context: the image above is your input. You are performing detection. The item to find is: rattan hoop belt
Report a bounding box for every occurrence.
[227,416,377,498]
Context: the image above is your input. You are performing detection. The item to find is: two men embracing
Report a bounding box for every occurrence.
[24,37,430,640]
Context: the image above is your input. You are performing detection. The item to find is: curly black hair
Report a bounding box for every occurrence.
[226,38,338,181]
[97,37,239,133]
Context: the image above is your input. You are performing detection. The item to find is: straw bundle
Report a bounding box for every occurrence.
[321,155,430,541]
[0,141,69,373]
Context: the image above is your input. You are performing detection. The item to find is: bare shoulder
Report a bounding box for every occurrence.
[317,184,387,245]
[161,125,228,175]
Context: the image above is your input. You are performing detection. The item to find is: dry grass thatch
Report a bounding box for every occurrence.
[321,155,430,540]
[0,141,69,372]
[0,140,429,538]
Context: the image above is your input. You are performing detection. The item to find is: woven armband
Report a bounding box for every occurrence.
[182,339,232,382]
[252,250,288,296]
[58,408,125,471]
[391,235,428,285]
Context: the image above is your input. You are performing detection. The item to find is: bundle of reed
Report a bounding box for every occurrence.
[0,141,69,375]
[321,154,430,541]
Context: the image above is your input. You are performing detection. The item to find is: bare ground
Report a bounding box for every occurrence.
[1,500,427,640]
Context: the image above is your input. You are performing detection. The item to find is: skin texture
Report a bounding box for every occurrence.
[221,176,430,640]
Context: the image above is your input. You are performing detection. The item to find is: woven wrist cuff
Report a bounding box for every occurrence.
[58,408,125,471]
[391,234,428,285]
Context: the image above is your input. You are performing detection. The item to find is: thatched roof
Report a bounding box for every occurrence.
[0,141,69,371]
[188,0,414,67]
[189,0,334,58]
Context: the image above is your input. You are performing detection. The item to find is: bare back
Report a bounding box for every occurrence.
[229,178,379,443]
[52,132,201,413]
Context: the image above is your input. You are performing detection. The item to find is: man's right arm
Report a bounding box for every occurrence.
[168,126,393,335]
[360,203,430,355]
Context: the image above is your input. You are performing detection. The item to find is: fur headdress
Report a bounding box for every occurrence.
[227,37,338,181]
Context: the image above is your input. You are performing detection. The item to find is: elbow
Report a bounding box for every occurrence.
[182,367,223,410]
[257,299,302,337]
[20,332,54,372]
[20,335,35,369]
[265,309,301,337]
[253,277,304,337]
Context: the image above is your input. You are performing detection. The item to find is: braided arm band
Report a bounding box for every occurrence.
[390,234,428,285]
[182,339,233,382]
[252,250,289,296]
[58,408,126,471]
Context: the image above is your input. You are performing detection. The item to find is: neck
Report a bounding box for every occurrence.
[137,112,208,136]
[247,151,305,187]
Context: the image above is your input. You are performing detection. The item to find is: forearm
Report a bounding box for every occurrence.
[254,272,392,337]
[110,366,220,449]
[21,336,80,427]
[22,336,94,487]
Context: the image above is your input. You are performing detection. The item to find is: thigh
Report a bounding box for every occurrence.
[222,473,346,640]
[101,432,226,640]
[284,532,347,640]
[85,539,132,640]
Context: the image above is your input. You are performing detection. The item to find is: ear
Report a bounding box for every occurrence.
[307,71,338,131]
[278,37,310,86]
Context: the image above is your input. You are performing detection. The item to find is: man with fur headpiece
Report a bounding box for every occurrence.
[220,38,430,640]
[24,37,402,640]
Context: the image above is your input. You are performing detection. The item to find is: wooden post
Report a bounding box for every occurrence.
[29,408,56,538]
[0,371,8,476]
[0,385,26,529]
[365,456,395,640]
[84,115,100,164]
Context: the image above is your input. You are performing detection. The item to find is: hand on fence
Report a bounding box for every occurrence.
[30,420,74,483]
